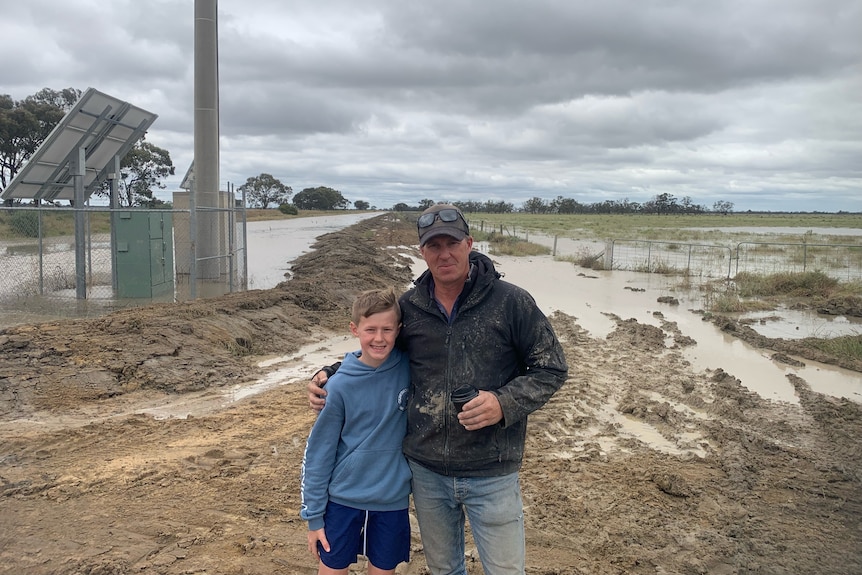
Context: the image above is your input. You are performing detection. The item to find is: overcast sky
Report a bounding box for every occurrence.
[2,0,860,212]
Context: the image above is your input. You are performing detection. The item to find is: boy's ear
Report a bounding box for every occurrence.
[349,321,359,336]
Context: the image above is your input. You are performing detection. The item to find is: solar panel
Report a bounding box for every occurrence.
[0,87,158,202]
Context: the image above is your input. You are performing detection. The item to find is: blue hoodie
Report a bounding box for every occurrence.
[300,348,411,531]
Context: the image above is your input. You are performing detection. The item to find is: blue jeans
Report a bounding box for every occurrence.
[409,460,525,575]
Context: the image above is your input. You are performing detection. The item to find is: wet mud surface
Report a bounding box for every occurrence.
[1,214,861,574]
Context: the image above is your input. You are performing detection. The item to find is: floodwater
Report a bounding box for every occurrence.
[245,213,381,288]
[491,255,862,405]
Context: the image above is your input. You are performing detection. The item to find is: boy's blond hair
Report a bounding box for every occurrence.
[351,287,401,325]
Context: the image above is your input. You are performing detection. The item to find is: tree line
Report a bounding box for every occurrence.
[392,194,735,215]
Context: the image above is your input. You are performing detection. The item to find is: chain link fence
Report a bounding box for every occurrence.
[735,241,862,281]
[606,239,733,278]
[473,222,862,282]
[0,204,247,324]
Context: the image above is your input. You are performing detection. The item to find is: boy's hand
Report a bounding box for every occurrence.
[307,527,330,560]
[308,370,329,411]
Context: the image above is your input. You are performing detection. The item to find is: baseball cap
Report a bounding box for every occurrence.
[417,204,470,247]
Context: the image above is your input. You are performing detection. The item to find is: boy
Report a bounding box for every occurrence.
[300,287,412,575]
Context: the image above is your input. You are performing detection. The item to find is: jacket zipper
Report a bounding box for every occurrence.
[442,324,453,475]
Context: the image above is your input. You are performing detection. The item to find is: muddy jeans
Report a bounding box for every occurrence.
[408,459,525,575]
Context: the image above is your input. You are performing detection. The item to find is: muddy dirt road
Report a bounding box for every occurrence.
[1,214,860,574]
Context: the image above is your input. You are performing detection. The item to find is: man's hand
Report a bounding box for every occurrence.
[307,527,330,560]
[307,370,329,412]
[457,390,503,430]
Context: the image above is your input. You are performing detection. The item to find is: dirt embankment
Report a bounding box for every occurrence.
[1,214,861,575]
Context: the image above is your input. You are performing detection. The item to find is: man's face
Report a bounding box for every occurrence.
[420,234,474,287]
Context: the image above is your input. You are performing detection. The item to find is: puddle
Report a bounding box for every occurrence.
[742,309,861,340]
[599,403,709,458]
[137,334,360,420]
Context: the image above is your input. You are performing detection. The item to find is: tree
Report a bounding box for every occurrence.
[713,200,734,215]
[102,139,175,207]
[238,173,291,209]
[550,196,583,214]
[522,197,549,214]
[293,186,349,210]
[643,193,680,215]
[482,200,514,213]
[353,200,370,210]
[454,200,483,213]
[1,87,81,196]
[418,198,436,210]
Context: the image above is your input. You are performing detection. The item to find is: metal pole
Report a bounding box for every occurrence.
[194,0,221,279]
[109,155,120,293]
[86,197,93,289]
[38,204,44,294]
[189,177,197,300]
[228,181,235,292]
[241,184,248,290]
[73,146,87,299]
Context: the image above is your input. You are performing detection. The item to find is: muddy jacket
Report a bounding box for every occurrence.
[398,251,568,477]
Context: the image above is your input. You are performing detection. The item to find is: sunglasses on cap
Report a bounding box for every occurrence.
[417,208,465,229]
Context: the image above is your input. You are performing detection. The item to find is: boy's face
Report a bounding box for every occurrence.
[349,307,400,368]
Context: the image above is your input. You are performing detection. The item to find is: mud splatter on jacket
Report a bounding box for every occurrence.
[399,251,568,477]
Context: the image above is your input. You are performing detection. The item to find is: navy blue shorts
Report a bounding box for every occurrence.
[318,501,410,570]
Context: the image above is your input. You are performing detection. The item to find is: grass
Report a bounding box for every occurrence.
[733,271,857,298]
[558,247,606,270]
[466,212,862,243]
[811,335,862,361]
[700,271,862,314]
[0,209,116,239]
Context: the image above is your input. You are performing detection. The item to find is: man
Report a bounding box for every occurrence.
[309,203,568,575]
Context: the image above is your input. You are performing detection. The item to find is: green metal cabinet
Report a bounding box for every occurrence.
[113,211,174,298]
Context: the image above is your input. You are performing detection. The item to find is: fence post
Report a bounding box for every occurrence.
[228,182,235,293]
[38,206,45,294]
[189,178,197,300]
[647,241,652,273]
[604,239,614,270]
[73,146,87,300]
[241,185,249,290]
[687,244,692,275]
